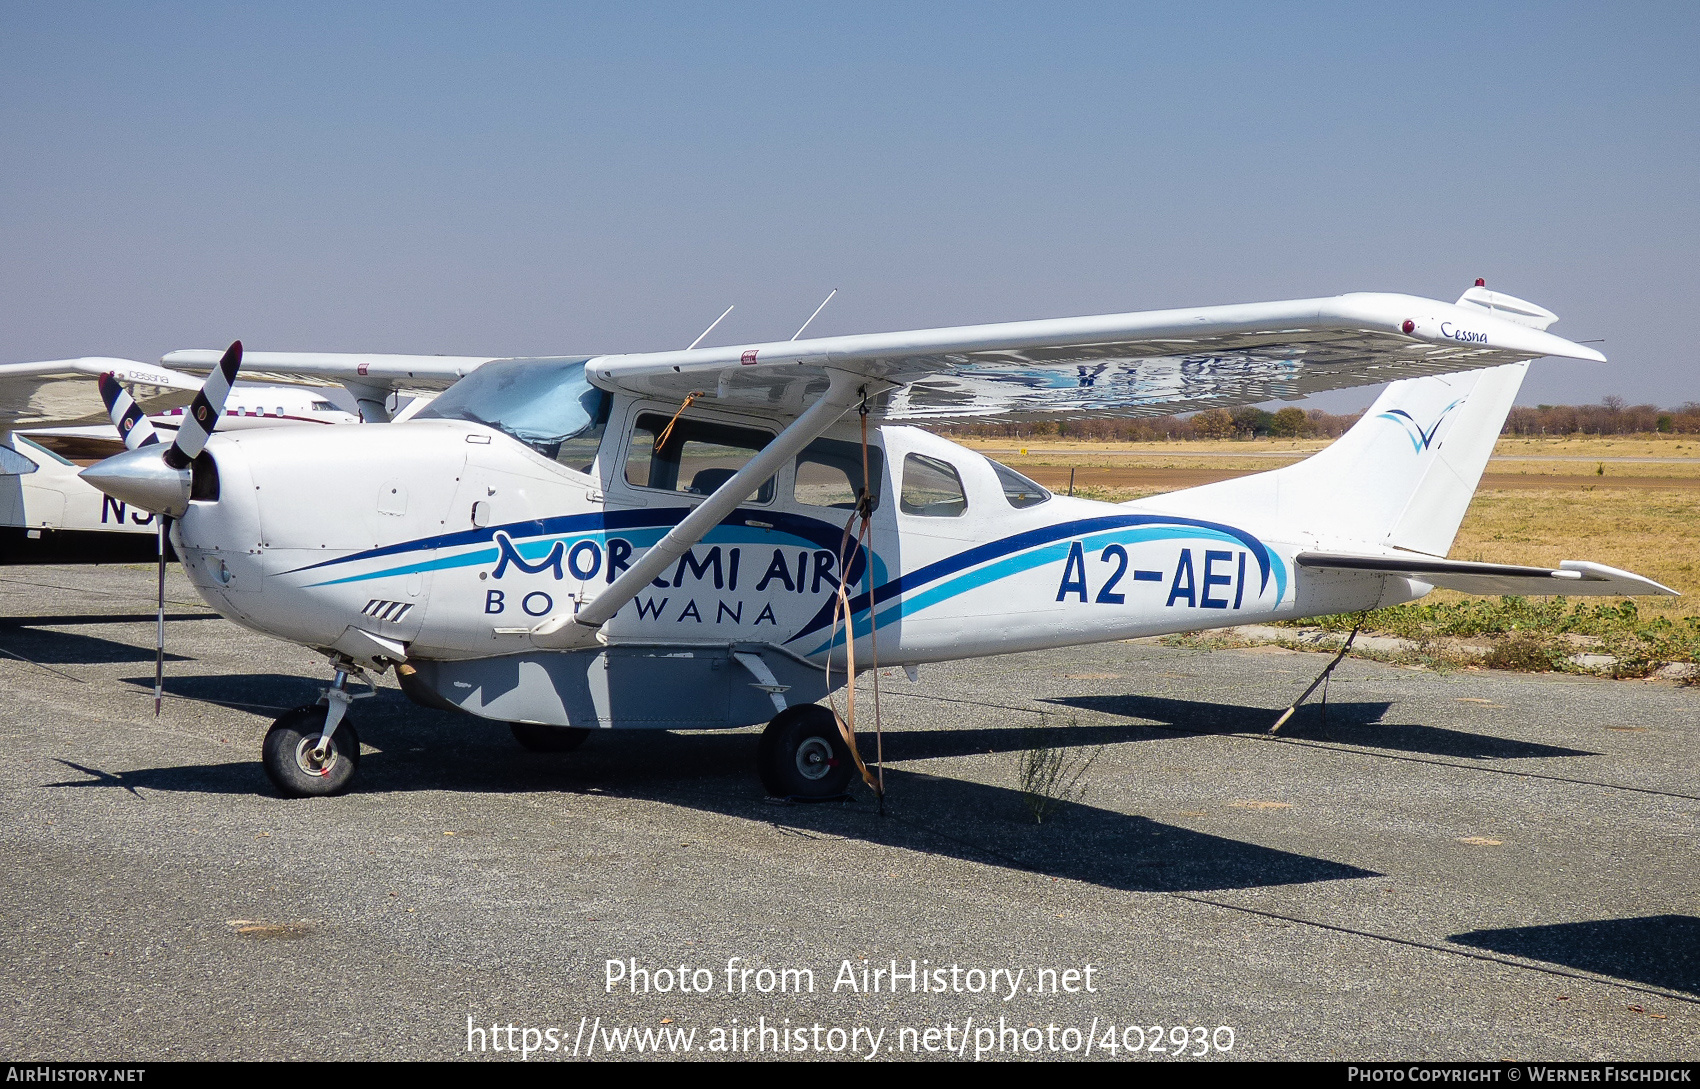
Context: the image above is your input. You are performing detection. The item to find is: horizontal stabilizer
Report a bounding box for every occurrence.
[1296,553,1678,597]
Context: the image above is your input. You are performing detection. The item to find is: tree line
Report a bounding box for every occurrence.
[1503,397,1700,436]
[932,397,1700,442]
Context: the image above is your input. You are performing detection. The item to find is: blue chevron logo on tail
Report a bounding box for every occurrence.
[1377,398,1464,452]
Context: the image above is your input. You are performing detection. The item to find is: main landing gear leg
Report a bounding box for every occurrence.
[314,669,355,760]
[262,659,374,798]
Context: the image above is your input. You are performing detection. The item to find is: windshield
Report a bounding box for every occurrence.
[417,357,610,456]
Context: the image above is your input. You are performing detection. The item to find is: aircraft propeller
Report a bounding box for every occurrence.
[161,340,241,470]
[96,372,164,452]
[89,341,244,716]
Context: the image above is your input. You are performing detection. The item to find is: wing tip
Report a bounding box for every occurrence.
[1552,341,1607,364]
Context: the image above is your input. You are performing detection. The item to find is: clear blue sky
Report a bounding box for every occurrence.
[2,2,1695,410]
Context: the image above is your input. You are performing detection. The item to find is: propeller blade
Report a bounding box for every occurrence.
[163,340,241,470]
[98,372,163,451]
[155,515,168,716]
[96,349,231,713]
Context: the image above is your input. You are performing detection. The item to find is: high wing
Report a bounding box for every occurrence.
[162,350,499,395]
[582,290,1605,420]
[1296,553,1677,597]
[159,287,1599,422]
[161,350,503,421]
[0,358,202,430]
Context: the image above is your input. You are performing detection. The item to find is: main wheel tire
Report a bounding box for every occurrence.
[510,722,591,752]
[757,704,856,799]
[262,704,360,797]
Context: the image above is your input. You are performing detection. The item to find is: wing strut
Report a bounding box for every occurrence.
[531,372,861,649]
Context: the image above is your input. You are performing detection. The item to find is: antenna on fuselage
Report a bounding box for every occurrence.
[686,305,735,351]
[790,289,838,341]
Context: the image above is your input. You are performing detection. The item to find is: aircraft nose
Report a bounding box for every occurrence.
[79,446,192,517]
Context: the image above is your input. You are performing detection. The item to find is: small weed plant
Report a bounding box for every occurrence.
[1017,718,1101,823]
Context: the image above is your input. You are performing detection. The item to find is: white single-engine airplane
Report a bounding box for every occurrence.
[80,282,1675,799]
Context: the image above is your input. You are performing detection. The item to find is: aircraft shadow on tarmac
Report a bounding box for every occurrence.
[0,612,213,627]
[1049,694,1599,761]
[122,670,329,710]
[0,622,197,665]
[59,672,1381,896]
[1449,916,1700,996]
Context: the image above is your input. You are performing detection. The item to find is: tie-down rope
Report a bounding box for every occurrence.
[822,392,886,810]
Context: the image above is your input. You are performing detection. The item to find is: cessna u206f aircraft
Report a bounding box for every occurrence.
[81,284,1675,799]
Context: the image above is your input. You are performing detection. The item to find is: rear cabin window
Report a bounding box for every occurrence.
[625,413,775,502]
[794,438,883,512]
[990,460,1050,508]
[900,453,967,517]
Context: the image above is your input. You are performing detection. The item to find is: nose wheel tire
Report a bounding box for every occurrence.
[510,723,591,752]
[262,705,360,797]
[757,704,855,799]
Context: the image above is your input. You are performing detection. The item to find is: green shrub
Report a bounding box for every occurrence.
[1297,596,1700,670]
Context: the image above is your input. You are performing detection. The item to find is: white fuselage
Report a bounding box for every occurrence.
[172,393,1416,706]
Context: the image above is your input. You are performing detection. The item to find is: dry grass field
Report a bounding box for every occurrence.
[957,433,1700,477]
[1444,488,1699,619]
[951,434,1700,629]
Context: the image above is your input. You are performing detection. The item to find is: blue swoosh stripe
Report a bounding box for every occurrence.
[295,507,884,588]
[302,529,669,588]
[283,507,661,574]
[785,513,1281,647]
[802,524,1268,656]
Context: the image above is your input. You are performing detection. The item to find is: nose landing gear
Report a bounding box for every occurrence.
[262,663,375,797]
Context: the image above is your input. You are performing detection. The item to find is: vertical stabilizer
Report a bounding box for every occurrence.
[1376,363,1526,554]
[1134,362,1528,557]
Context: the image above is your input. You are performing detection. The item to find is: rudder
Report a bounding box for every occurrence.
[1134,362,1528,557]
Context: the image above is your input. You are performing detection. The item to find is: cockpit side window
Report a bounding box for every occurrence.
[794,438,883,512]
[990,459,1050,508]
[900,453,967,517]
[624,413,776,502]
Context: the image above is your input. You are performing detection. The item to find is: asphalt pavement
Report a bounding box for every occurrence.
[0,564,1694,1061]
